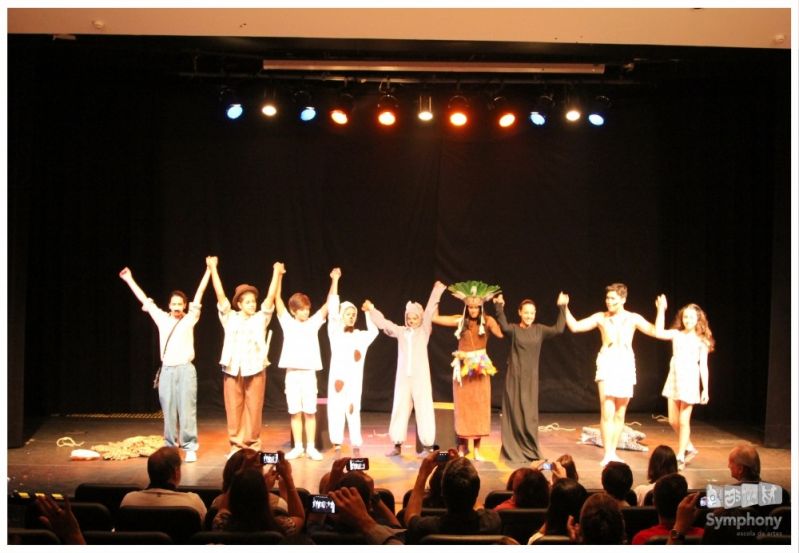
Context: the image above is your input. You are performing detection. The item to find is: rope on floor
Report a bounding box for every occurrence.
[56,436,85,447]
[538,422,576,432]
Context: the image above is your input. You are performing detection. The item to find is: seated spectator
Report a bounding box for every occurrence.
[555,454,579,482]
[528,478,587,544]
[728,444,761,483]
[34,495,86,545]
[120,446,206,521]
[309,457,401,535]
[668,492,758,545]
[631,473,703,544]
[567,492,626,545]
[212,451,304,536]
[494,468,549,510]
[329,487,404,545]
[601,461,634,507]
[211,448,288,513]
[404,450,501,544]
[633,444,678,506]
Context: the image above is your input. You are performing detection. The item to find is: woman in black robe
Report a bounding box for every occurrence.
[494,293,567,463]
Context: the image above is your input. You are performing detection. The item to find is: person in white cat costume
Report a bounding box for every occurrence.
[326,268,379,457]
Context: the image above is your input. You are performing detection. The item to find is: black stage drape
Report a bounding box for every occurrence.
[7,36,791,446]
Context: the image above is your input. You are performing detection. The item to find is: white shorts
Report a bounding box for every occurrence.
[595,346,636,399]
[284,369,318,414]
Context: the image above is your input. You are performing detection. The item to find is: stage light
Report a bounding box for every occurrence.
[260,89,278,118]
[417,94,434,122]
[220,87,243,120]
[330,93,354,125]
[491,96,516,128]
[529,93,554,126]
[587,95,611,127]
[563,91,582,123]
[377,94,399,126]
[447,95,469,127]
[293,90,317,122]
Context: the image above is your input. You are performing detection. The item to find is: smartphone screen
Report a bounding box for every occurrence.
[436,452,450,463]
[699,496,708,507]
[540,462,553,470]
[347,457,369,471]
[259,452,279,465]
[310,494,336,514]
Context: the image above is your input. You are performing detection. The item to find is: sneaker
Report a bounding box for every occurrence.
[677,456,686,471]
[473,450,485,462]
[185,450,197,463]
[306,447,323,461]
[285,447,305,460]
[385,445,402,457]
[684,448,699,464]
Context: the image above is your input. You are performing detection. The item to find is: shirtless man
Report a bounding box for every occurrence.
[560,284,664,466]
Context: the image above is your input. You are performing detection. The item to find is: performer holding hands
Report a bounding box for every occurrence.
[561,283,661,466]
[493,292,566,464]
[119,262,210,462]
[326,268,379,457]
[655,296,714,470]
[433,281,503,461]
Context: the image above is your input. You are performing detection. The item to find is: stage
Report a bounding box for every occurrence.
[6,409,791,513]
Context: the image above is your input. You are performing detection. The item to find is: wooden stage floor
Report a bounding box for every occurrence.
[5,410,792,510]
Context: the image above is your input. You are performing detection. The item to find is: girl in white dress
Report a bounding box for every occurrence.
[655,299,715,469]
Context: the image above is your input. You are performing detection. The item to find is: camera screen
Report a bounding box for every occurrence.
[436,452,450,462]
[310,495,336,514]
[348,458,369,471]
[699,496,708,507]
[259,452,279,465]
[540,462,553,470]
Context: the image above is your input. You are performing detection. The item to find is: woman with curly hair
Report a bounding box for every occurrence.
[434,281,503,461]
[655,298,715,470]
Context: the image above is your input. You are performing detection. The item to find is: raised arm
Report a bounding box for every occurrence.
[206,256,227,305]
[560,293,599,333]
[492,294,513,333]
[432,314,462,327]
[119,267,149,305]
[423,281,448,333]
[540,295,568,339]
[263,262,284,311]
[633,311,658,338]
[653,294,672,339]
[193,267,212,304]
[274,264,287,317]
[364,300,401,337]
[311,268,340,320]
[485,315,504,338]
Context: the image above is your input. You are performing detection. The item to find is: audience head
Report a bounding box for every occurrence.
[555,454,579,482]
[578,492,626,545]
[424,465,445,508]
[222,448,260,493]
[601,461,634,503]
[514,469,550,508]
[647,445,679,484]
[333,471,374,511]
[441,457,480,514]
[147,446,182,487]
[505,467,530,491]
[728,445,761,482]
[545,478,588,536]
[227,467,273,531]
[652,473,688,521]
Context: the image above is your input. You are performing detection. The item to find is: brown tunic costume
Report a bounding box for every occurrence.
[452,316,501,438]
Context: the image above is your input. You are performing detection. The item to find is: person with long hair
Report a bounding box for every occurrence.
[633,444,678,506]
[433,281,503,461]
[528,478,588,544]
[655,299,715,469]
[493,293,566,463]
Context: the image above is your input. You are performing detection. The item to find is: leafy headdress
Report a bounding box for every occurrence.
[448,280,501,339]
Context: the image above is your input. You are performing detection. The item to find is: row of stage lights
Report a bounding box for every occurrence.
[220,89,613,128]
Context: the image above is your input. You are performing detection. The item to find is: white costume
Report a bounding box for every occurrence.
[368,284,444,447]
[661,332,707,405]
[595,312,638,399]
[326,294,378,447]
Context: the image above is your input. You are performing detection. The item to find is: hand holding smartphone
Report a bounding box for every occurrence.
[347,457,369,471]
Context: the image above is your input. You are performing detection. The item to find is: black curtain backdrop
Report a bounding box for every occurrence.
[7,37,790,444]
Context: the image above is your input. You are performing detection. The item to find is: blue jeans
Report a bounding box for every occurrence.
[158,363,198,451]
